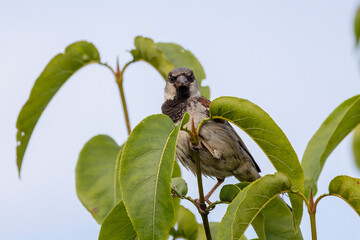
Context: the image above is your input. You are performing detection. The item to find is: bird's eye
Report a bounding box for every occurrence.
[187,74,194,82]
[169,76,175,83]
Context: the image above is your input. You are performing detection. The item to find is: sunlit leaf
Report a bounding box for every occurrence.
[217,173,302,240]
[131,36,210,99]
[302,95,360,198]
[156,42,209,98]
[353,125,360,170]
[16,41,101,175]
[328,175,360,216]
[120,114,188,240]
[98,201,137,240]
[131,36,173,79]
[209,96,304,229]
[173,161,182,178]
[156,42,206,83]
[75,135,121,224]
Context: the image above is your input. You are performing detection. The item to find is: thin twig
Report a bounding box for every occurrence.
[190,118,212,240]
[206,200,228,211]
[115,58,133,136]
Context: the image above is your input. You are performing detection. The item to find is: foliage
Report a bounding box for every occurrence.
[16,36,360,240]
[301,95,360,198]
[76,135,122,224]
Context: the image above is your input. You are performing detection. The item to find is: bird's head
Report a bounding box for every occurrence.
[164,67,201,101]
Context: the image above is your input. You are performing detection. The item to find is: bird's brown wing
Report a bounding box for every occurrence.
[197,96,261,173]
[198,96,211,117]
[226,122,261,173]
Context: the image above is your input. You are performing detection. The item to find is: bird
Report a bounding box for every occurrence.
[161,67,261,204]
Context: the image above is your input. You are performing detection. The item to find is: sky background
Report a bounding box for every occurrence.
[1,0,360,239]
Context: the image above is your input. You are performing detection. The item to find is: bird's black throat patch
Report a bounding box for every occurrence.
[177,86,190,100]
[161,97,189,123]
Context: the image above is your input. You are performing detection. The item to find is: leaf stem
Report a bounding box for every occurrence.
[206,200,228,211]
[99,62,116,75]
[196,117,211,136]
[99,59,134,136]
[309,212,317,240]
[190,118,212,240]
[291,190,310,209]
[115,58,133,136]
[308,189,317,240]
[314,193,330,209]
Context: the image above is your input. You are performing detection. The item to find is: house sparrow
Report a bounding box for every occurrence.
[162,67,261,203]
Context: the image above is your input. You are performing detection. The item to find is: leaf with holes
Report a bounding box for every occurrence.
[16,41,101,175]
[120,114,188,240]
[75,135,121,224]
[302,95,360,198]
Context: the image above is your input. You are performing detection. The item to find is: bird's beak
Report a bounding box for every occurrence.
[175,75,189,88]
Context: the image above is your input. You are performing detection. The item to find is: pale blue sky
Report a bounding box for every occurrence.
[1,0,360,239]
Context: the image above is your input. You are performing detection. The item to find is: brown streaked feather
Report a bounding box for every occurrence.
[197,95,261,173]
[198,96,211,108]
[226,122,261,173]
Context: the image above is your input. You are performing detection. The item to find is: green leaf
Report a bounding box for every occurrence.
[131,36,210,99]
[156,43,206,84]
[259,197,303,240]
[156,42,209,98]
[251,213,265,240]
[209,222,221,240]
[219,183,250,202]
[302,95,360,198]
[75,135,121,224]
[98,201,137,240]
[172,206,199,240]
[353,125,360,170]
[131,36,173,79]
[209,96,304,229]
[355,7,360,45]
[328,175,360,216]
[196,222,229,240]
[219,183,265,239]
[219,182,302,240]
[114,145,124,205]
[16,41,101,175]
[196,224,206,240]
[120,114,188,240]
[173,160,182,178]
[199,86,210,100]
[171,177,188,197]
[217,173,301,240]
